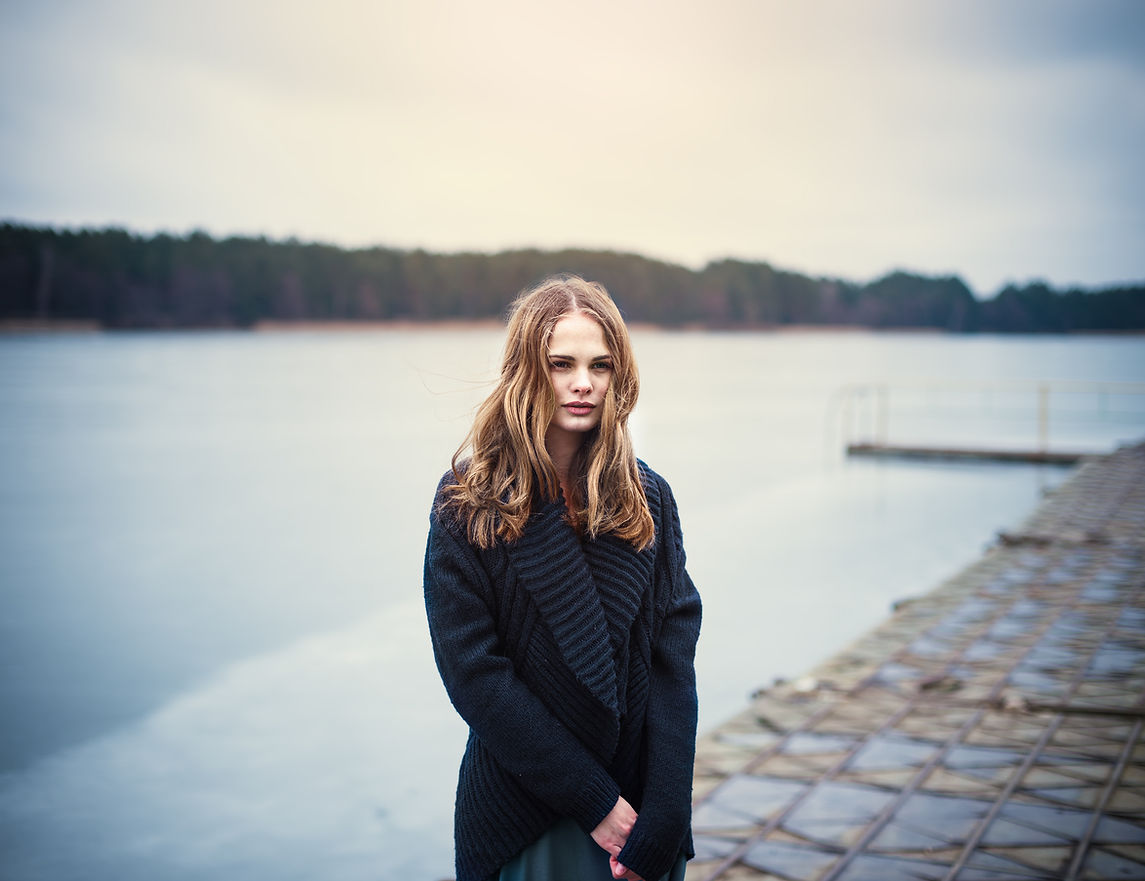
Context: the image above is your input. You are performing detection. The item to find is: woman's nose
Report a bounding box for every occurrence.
[571,368,592,394]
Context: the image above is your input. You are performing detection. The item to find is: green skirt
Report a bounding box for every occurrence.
[498,818,687,881]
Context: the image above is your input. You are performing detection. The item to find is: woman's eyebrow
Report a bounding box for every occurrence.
[548,352,612,360]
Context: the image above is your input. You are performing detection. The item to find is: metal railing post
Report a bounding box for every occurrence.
[876,384,888,445]
[1038,382,1049,453]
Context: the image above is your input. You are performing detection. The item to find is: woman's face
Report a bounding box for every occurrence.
[545,311,612,442]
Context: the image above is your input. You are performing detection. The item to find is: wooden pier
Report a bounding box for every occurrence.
[689,443,1145,880]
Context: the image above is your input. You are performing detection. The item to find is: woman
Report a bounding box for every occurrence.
[423,274,701,881]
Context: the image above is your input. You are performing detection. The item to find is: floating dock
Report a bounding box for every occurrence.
[846,443,1091,466]
[689,443,1145,880]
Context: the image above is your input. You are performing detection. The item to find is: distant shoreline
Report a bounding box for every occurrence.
[6,223,1143,333]
[0,319,103,334]
[3,317,1144,337]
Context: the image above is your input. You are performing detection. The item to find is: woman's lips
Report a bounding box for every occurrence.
[563,402,595,416]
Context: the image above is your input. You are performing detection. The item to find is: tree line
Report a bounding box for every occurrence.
[1,223,1142,332]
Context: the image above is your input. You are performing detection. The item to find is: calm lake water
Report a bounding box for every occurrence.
[1,328,1143,880]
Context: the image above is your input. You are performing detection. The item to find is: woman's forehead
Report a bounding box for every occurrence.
[548,313,609,350]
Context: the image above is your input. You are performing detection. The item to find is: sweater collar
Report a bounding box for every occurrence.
[506,498,651,715]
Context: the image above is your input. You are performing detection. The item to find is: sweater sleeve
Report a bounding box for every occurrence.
[423,502,622,833]
[617,475,702,880]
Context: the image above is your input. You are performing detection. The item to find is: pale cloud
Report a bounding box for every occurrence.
[2,0,1143,295]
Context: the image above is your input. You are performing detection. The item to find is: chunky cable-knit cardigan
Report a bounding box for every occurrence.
[423,462,701,881]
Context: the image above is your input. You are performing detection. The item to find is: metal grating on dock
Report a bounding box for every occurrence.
[689,443,1145,881]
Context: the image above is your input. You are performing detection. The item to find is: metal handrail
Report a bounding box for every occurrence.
[828,380,1145,454]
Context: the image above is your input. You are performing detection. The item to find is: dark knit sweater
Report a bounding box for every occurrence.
[423,461,701,881]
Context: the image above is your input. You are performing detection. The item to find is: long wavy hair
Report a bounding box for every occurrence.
[443,274,654,550]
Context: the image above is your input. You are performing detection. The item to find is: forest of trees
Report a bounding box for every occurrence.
[1,223,1142,332]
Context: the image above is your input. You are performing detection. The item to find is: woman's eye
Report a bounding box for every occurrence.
[550,360,569,370]
[593,362,612,371]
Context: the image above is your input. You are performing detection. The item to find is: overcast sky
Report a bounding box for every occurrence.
[2,0,1143,295]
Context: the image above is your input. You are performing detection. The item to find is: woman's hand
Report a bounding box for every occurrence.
[591,797,644,880]
[609,854,644,880]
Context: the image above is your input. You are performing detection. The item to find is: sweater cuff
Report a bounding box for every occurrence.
[617,826,681,881]
[569,769,621,835]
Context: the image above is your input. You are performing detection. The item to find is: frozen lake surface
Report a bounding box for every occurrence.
[2,328,1143,880]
